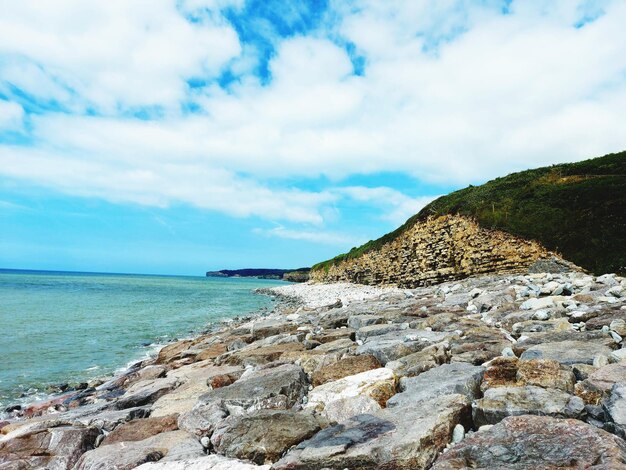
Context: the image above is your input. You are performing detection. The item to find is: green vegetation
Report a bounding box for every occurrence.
[313,151,626,275]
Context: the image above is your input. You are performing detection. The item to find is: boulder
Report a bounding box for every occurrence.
[347,315,385,329]
[310,354,381,386]
[136,455,271,469]
[385,342,449,378]
[250,319,297,340]
[482,358,575,393]
[513,330,614,354]
[472,385,585,426]
[355,323,408,341]
[274,394,471,470]
[432,415,626,469]
[603,382,626,439]
[216,342,305,367]
[448,327,511,364]
[0,425,99,470]
[319,395,382,424]
[520,340,614,365]
[305,368,397,412]
[115,376,180,410]
[314,328,355,343]
[575,362,626,404]
[101,414,179,445]
[387,362,483,408]
[356,329,448,365]
[210,410,320,464]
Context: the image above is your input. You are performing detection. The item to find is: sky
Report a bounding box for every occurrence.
[1,0,625,275]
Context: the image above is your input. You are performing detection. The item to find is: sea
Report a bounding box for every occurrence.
[0,269,285,411]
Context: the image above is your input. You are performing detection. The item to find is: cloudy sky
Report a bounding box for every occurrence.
[1,0,625,274]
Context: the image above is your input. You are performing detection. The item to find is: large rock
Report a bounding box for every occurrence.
[387,362,483,408]
[216,342,305,367]
[448,327,511,364]
[273,394,471,470]
[305,368,397,413]
[520,340,614,365]
[136,455,271,469]
[603,382,626,439]
[356,329,448,365]
[385,342,449,378]
[432,415,626,469]
[575,362,626,404]
[115,376,180,410]
[481,357,575,393]
[0,425,99,470]
[74,430,204,470]
[101,414,179,445]
[513,330,614,354]
[310,355,381,386]
[472,385,585,426]
[319,395,382,424]
[210,410,320,464]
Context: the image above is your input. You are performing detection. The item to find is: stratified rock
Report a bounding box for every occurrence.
[520,340,614,365]
[136,455,271,469]
[576,362,626,404]
[432,415,626,469]
[273,394,470,470]
[513,330,613,354]
[347,314,385,329]
[74,430,204,470]
[473,385,585,426]
[310,355,381,386]
[101,414,179,445]
[385,342,449,378]
[387,362,483,408]
[0,425,99,470]
[305,368,396,413]
[210,410,320,464]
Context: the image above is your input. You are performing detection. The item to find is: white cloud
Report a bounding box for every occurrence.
[253,225,362,246]
[0,0,625,226]
[0,100,24,131]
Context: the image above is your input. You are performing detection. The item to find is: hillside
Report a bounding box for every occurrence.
[313,151,626,281]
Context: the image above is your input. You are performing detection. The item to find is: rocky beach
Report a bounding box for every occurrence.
[2,269,626,469]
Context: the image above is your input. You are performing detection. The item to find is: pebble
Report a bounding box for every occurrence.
[451,424,465,443]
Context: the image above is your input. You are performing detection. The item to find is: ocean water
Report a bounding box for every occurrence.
[0,269,284,409]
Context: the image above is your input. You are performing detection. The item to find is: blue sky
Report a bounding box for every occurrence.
[1,0,625,275]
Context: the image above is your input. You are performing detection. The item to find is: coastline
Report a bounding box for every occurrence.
[2,272,626,469]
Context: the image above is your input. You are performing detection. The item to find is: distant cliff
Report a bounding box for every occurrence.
[206,268,310,282]
[312,151,625,286]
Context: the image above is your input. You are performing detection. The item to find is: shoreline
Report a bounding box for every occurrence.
[2,272,626,469]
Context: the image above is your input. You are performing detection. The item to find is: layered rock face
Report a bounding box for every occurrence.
[311,214,574,287]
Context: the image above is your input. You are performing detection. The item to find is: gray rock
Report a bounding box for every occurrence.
[347,315,385,329]
[273,394,470,470]
[178,400,228,438]
[472,385,585,427]
[384,342,449,378]
[115,377,179,410]
[210,410,320,464]
[387,362,484,408]
[603,382,626,439]
[356,329,448,365]
[520,340,614,365]
[355,323,408,341]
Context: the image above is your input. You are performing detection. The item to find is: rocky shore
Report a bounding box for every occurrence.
[2,271,626,469]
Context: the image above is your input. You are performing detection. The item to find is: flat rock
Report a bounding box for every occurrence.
[513,330,614,355]
[314,328,355,343]
[115,376,180,410]
[432,415,626,469]
[319,395,382,424]
[101,414,179,445]
[136,455,270,469]
[250,319,297,340]
[305,368,396,412]
[0,425,99,470]
[388,362,483,408]
[448,327,511,365]
[310,354,381,386]
[473,385,585,426]
[356,329,448,365]
[520,340,614,365]
[210,410,320,464]
[216,342,305,367]
[274,394,471,470]
[385,342,449,378]
[576,362,626,404]
[347,315,385,329]
[481,357,575,393]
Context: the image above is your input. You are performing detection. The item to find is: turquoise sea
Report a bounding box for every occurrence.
[0,269,284,410]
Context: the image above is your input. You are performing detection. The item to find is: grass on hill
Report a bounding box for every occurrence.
[313,151,626,275]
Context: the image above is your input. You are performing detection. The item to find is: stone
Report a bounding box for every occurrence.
[305,368,397,412]
[448,327,512,364]
[611,318,626,336]
[196,363,308,414]
[576,362,626,405]
[210,410,320,464]
[250,319,297,340]
[274,394,471,470]
[512,330,613,354]
[217,342,305,366]
[347,315,385,329]
[451,423,465,443]
[319,395,382,424]
[101,414,179,445]
[384,342,449,378]
[431,415,626,470]
[603,382,626,439]
[516,359,576,393]
[310,354,381,386]
[520,296,561,310]
[157,341,194,364]
[520,340,614,365]
[177,400,228,438]
[314,328,355,343]
[356,329,448,365]
[512,318,571,335]
[0,425,99,470]
[611,348,626,362]
[472,385,585,426]
[388,362,483,408]
[115,376,180,410]
[74,430,204,470]
[355,323,407,340]
[136,455,271,469]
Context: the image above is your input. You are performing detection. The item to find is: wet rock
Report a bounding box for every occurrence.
[0,425,99,470]
[310,354,381,386]
[274,394,470,470]
[473,385,585,426]
[575,362,626,404]
[101,414,179,445]
[432,415,626,469]
[520,339,614,365]
[387,362,483,408]
[136,455,271,469]
[305,368,397,413]
[210,410,320,464]
[384,342,449,378]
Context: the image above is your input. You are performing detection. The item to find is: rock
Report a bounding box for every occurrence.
[603,382,626,439]
[448,327,511,364]
[520,340,614,365]
[611,348,626,362]
[274,394,471,470]
[305,368,397,412]
[356,329,448,365]
[217,342,305,367]
[611,318,626,336]
[575,362,626,405]
[431,415,626,469]
[136,455,271,469]
[385,342,449,378]
[74,430,204,470]
[210,410,320,464]
[472,385,585,426]
[157,341,194,364]
[512,330,613,354]
[0,425,99,470]
[355,323,408,341]
[196,363,309,414]
[177,400,228,438]
[451,423,465,443]
[101,414,179,445]
[388,362,483,408]
[115,376,180,410]
[347,314,385,329]
[520,296,561,310]
[512,318,571,335]
[516,359,576,393]
[314,328,355,343]
[310,354,381,386]
[319,395,382,424]
[250,319,297,340]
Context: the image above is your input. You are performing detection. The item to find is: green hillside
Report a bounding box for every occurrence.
[314,151,626,275]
